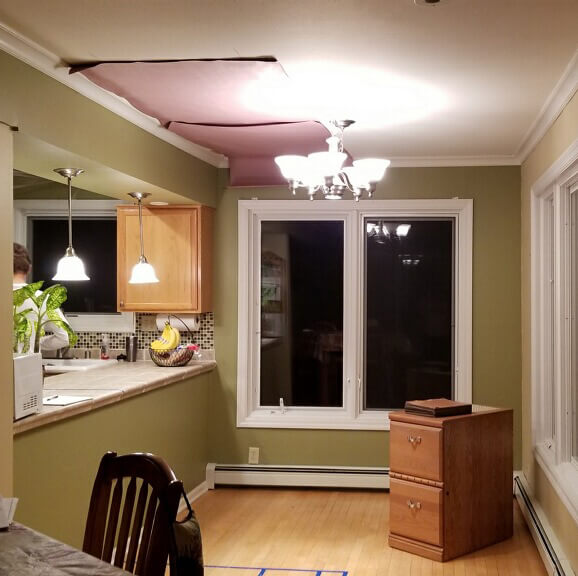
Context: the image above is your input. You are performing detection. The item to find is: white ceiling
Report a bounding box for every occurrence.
[0,0,577,167]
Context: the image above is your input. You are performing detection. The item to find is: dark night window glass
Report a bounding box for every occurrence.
[364,218,454,410]
[260,221,344,408]
[30,218,117,313]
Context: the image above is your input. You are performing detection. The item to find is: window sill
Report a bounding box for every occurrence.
[534,443,578,526]
[237,408,392,430]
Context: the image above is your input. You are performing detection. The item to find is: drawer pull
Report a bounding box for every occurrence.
[407,435,422,447]
[406,499,422,511]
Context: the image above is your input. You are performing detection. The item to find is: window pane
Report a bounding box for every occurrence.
[548,197,556,443]
[260,221,344,408]
[31,218,117,313]
[570,191,578,460]
[364,219,454,409]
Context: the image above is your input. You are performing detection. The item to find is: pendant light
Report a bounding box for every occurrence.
[128,192,159,284]
[52,168,89,281]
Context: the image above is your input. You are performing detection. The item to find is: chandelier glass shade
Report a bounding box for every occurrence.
[52,168,90,281]
[275,121,390,201]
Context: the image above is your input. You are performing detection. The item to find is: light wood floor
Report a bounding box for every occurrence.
[188,487,547,576]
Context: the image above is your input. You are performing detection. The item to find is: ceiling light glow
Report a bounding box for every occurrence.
[242,61,449,128]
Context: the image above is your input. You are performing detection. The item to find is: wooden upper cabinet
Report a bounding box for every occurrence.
[117,204,213,313]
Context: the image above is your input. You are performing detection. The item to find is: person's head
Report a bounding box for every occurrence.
[13,242,32,280]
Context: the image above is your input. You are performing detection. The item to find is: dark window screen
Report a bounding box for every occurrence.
[30,218,117,313]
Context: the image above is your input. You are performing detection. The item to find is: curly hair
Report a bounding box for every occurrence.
[13,242,32,275]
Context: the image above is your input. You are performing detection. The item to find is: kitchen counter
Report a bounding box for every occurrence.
[13,358,216,435]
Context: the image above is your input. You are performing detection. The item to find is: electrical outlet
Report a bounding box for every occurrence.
[248,446,260,465]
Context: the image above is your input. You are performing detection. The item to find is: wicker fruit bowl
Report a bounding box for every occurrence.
[149,347,196,367]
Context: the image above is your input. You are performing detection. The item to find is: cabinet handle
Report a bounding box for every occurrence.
[119,300,124,308]
[406,499,422,511]
[407,435,422,446]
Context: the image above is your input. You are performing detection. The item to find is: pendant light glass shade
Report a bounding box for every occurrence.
[129,257,159,284]
[53,246,90,281]
[128,192,159,284]
[52,168,89,281]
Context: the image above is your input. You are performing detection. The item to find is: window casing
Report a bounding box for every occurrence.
[532,142,578,521]
[237,199,473,430]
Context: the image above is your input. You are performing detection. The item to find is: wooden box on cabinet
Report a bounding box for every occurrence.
[388,407,513,562]
[117,204,213,313]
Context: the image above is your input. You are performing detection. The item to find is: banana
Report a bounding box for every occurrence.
[150,321,176,350]
[171,325,181,347]
[150,321,181,350]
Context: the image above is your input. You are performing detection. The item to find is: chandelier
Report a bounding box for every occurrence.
[275,120,390,201]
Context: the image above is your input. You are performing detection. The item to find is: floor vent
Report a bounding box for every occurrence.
[206,464,389,490]
[514,474,571,576]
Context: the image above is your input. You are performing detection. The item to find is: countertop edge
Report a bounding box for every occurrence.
[13,361,216,435]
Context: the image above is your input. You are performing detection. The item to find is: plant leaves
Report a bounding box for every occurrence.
[42,284,68,311]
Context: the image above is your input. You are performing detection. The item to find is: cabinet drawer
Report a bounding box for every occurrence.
[389,478,442,546]
[390,421,442,481]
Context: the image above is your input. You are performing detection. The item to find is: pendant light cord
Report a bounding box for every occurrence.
[66,175,73,249]
[138,196,146,260]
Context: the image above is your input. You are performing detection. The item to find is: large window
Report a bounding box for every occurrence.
[532,146,578,519]
[237,199,472,430]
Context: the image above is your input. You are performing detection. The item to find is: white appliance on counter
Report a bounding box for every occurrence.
[13,352,42,420]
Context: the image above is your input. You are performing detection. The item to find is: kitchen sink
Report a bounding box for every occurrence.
[42,358,112,374]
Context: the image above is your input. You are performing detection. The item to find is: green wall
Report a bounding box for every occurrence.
[211,166,522,468]
[13,372,211,549]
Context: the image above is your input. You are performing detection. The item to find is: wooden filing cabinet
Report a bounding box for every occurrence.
[388,407,513,561]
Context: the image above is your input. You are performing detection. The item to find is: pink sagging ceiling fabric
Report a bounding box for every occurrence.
[76,59,299,126]
[168,121,330,186]
[74,59,330,186]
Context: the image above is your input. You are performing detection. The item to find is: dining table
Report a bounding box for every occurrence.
[0,522,131,575]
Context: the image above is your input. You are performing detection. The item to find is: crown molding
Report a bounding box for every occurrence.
[517,48,578,164]
[0,22,228,169]
[390,155,520,168]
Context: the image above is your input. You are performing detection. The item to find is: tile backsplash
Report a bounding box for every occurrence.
[73,312,214,351]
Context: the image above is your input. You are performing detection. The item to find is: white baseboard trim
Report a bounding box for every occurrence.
[514,472,575,576]
[205,463,389,490]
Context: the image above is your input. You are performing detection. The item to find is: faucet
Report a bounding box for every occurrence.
[56,346,71,359]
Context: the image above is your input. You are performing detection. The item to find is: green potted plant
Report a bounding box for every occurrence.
[13,281,77,354]
[13,281,77,420]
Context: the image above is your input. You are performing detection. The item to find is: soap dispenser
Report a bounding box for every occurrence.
[100,333,110,360]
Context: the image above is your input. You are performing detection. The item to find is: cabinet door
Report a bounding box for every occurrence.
[117,206,208,312]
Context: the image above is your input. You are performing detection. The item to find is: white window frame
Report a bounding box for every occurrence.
[13,199,135,333]
[531,139,578,523]
[237,199,473,430]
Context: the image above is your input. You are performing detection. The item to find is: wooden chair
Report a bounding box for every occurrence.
[83,451,182,576]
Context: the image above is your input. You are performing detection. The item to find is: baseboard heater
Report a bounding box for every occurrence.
[206,464,389,490]
[514,474,571,576]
